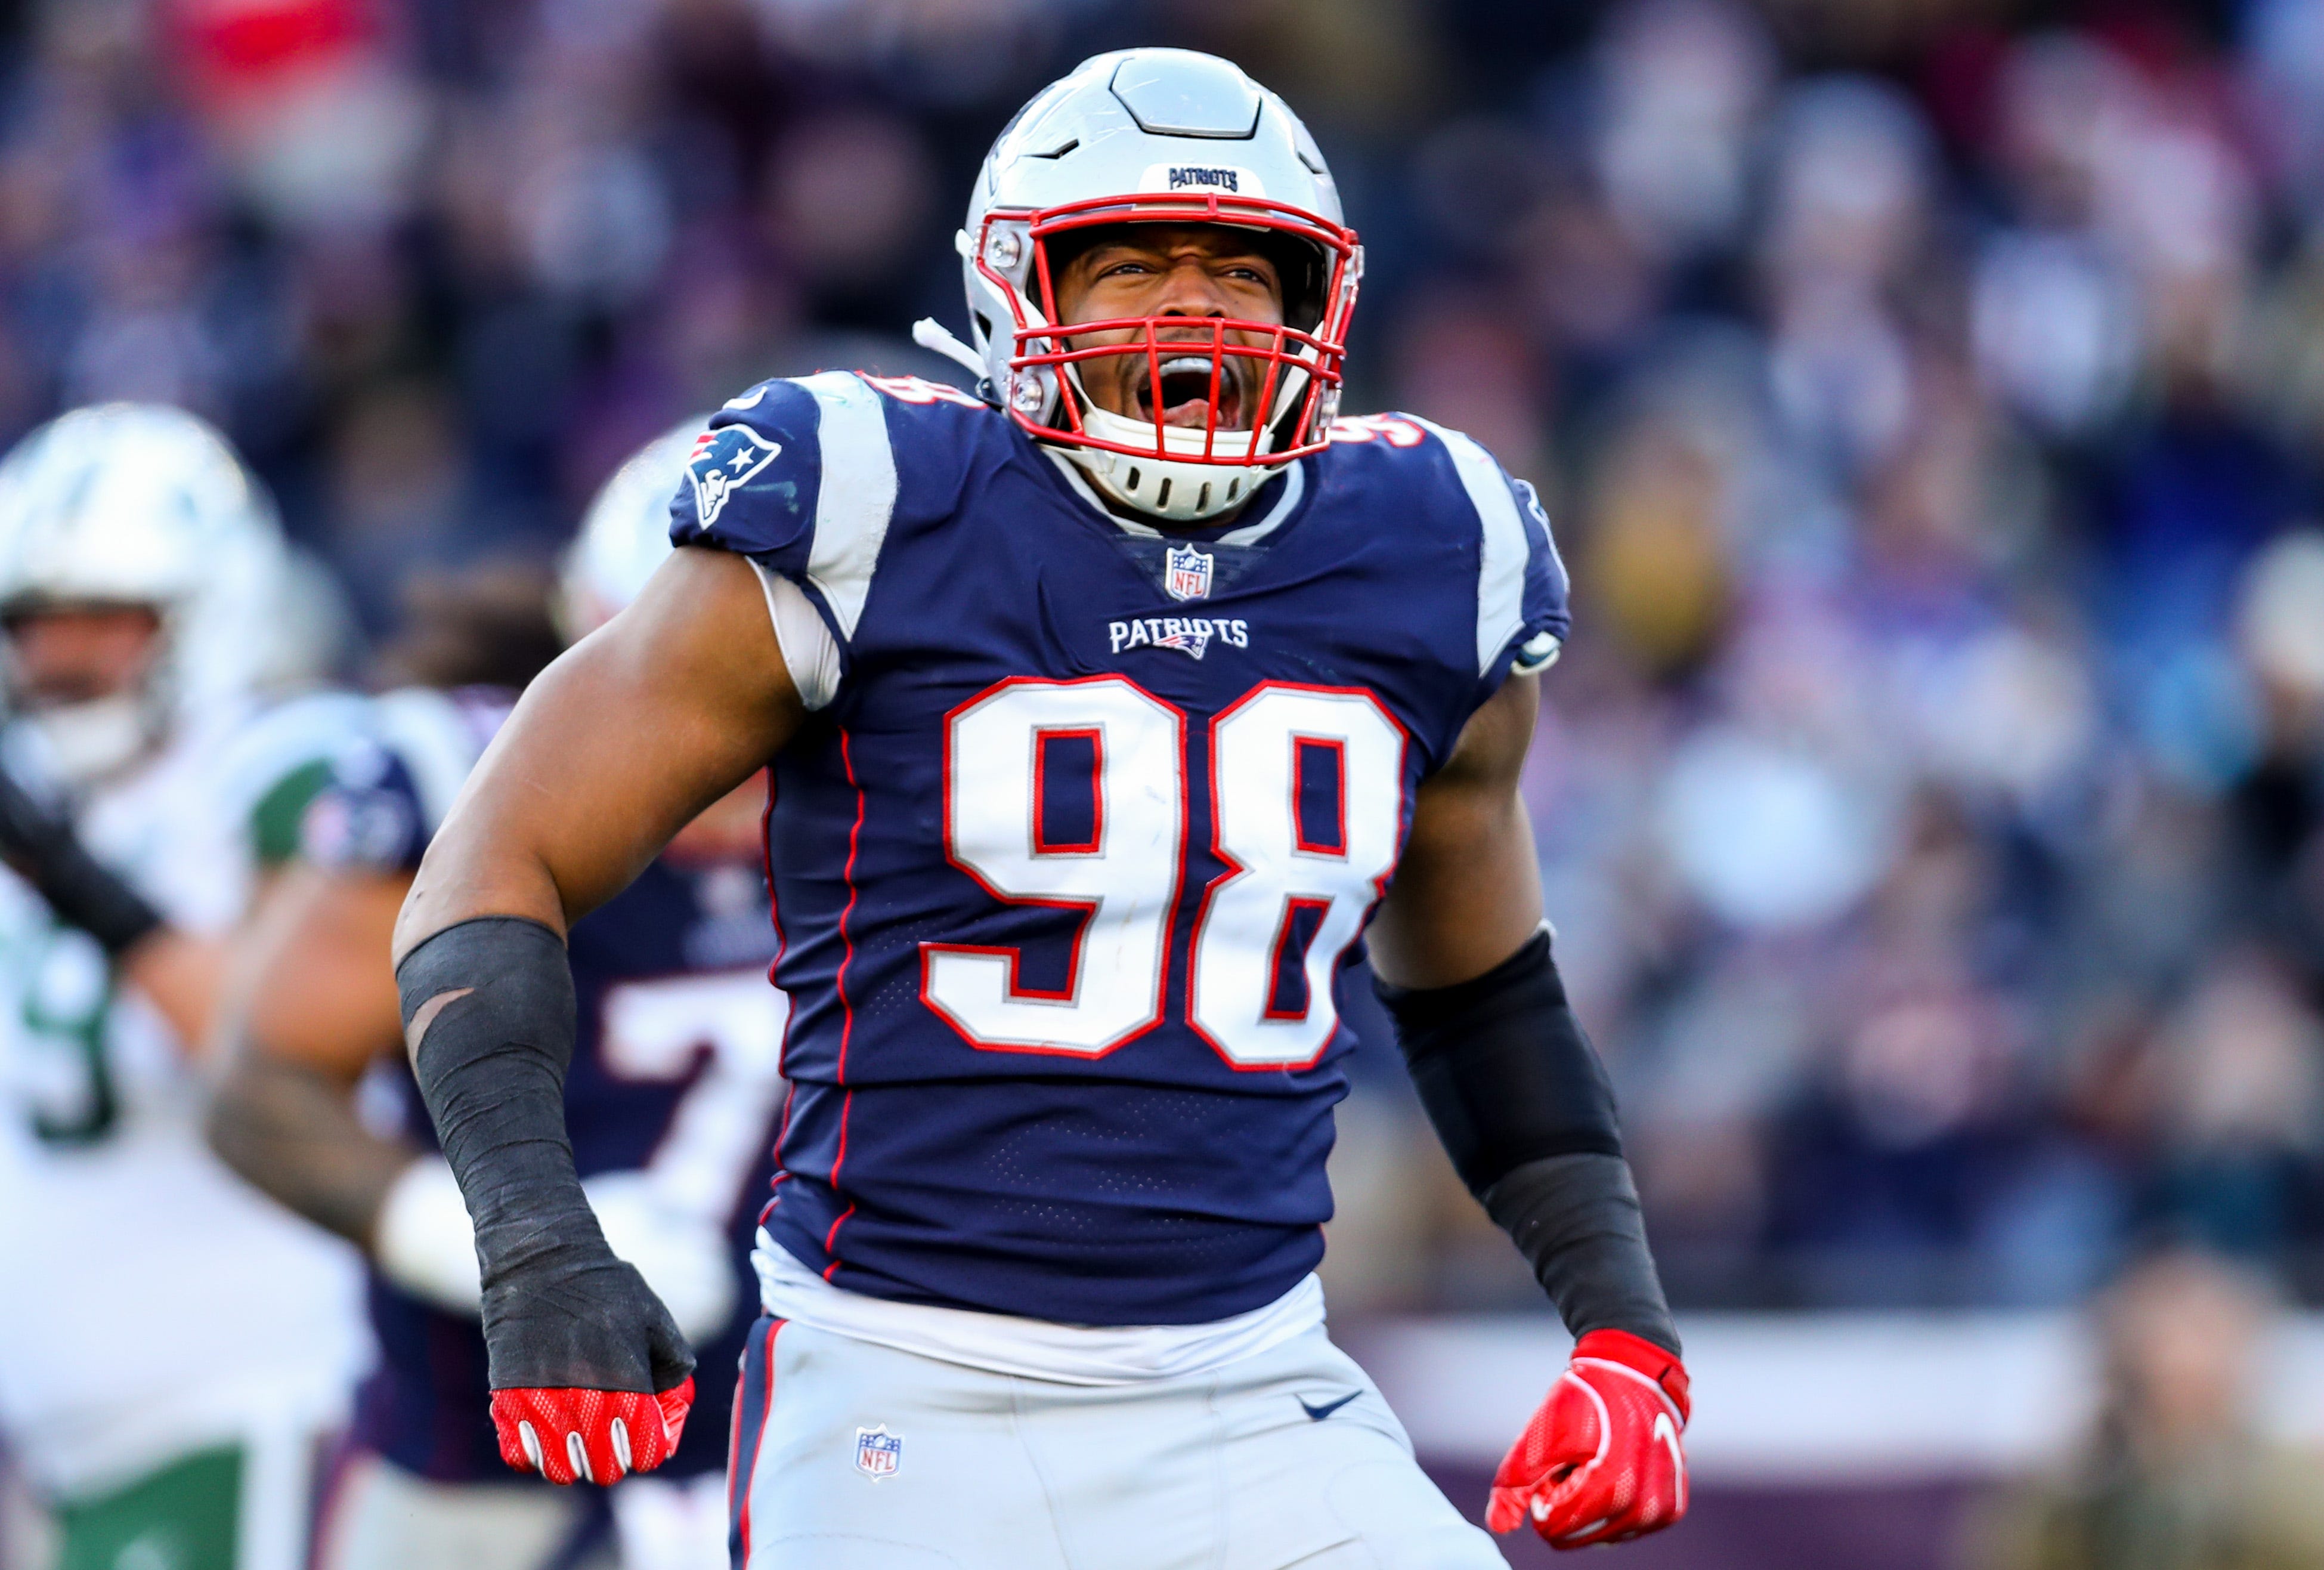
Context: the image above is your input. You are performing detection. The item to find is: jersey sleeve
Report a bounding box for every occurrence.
[1491,471,1570,682]
[1408,417,1571,696]
[669,372,902,665]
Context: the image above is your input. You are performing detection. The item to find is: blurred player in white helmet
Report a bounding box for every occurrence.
[210,419,786,1570]
[0,403,370,1570]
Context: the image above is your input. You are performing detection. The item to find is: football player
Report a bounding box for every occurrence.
[208,421,785,1570]
[391,48,1690,1566]
[0,404,370,1570]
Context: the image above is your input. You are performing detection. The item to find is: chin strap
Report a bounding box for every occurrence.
[911,319,989,381]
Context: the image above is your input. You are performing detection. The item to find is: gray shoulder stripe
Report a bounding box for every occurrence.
[746,560,843,712]
[800,372,897,642]
[1412,417,1530,676]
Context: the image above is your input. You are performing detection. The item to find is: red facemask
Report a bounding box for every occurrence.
[978,193,1362,475]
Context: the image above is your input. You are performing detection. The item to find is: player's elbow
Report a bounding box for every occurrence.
[202,1043,280,1192]
[392,809,573,969]
[203,1041,336,1209]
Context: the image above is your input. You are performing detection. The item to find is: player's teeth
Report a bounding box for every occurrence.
[1158,357,1214,375]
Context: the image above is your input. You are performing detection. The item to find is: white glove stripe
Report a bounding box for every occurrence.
[611,1417,633,1475]
[518,1421,544,1474]
[1656,1411,1687,1512]
[568,1429,593,1484]
[1561,1368,1613,1470]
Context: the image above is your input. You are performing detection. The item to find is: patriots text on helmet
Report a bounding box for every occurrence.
[1167,166,1240,193]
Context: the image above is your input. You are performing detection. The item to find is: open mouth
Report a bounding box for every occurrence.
[1137,354,1245,431]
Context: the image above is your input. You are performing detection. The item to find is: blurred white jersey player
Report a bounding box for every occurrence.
[210,419,782,1570]
[0,405,367,1570]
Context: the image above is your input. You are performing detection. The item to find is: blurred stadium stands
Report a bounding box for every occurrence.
[4,0,2324,1562]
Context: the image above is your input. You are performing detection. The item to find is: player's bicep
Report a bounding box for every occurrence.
[397,546,802,956]
[1370,673,1545,990]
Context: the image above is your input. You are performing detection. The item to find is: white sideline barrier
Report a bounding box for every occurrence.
[1354,1314,2324,1482]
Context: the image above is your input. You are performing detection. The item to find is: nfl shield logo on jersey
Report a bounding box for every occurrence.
[1164,542,1214,601]
[687,427,784,527]
[854,1424,902,1481]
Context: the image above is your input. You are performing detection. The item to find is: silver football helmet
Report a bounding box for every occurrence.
[955,50,1361,524]
[556,418,707,642]
[0,404,293,784]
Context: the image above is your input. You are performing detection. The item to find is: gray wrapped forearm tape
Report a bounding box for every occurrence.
[398,916,591,1248]
[397,915,691,1392]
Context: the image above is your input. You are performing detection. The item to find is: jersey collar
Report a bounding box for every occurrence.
[1038,447,1307,548]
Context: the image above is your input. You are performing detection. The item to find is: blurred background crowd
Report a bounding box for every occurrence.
[2,0,2323,1332]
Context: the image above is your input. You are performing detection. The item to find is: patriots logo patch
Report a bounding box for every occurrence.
[1158,622,1214,659]
[687,427,784,526]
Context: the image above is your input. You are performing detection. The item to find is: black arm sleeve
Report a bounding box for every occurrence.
[0,765,162,956]
[1481,1152,1678,1353]
[397,916,692,1393]
[1376,930,1679,1353]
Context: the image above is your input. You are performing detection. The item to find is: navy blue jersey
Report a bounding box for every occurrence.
[674,374,1567,1326]
[309,692,785,1482]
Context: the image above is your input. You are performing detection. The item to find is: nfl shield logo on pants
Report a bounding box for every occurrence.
[855,1424,902,1480]
[1165,543,1214,601]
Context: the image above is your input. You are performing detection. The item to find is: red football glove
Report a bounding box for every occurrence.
[1487,1330,1689,1550]
[491,1378,695,1486]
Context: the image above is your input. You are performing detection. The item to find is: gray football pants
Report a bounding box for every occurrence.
[728,1317,1505,1569]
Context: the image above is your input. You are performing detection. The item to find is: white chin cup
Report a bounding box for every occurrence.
[21,694,158,787]
[1061,403,1288,523]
